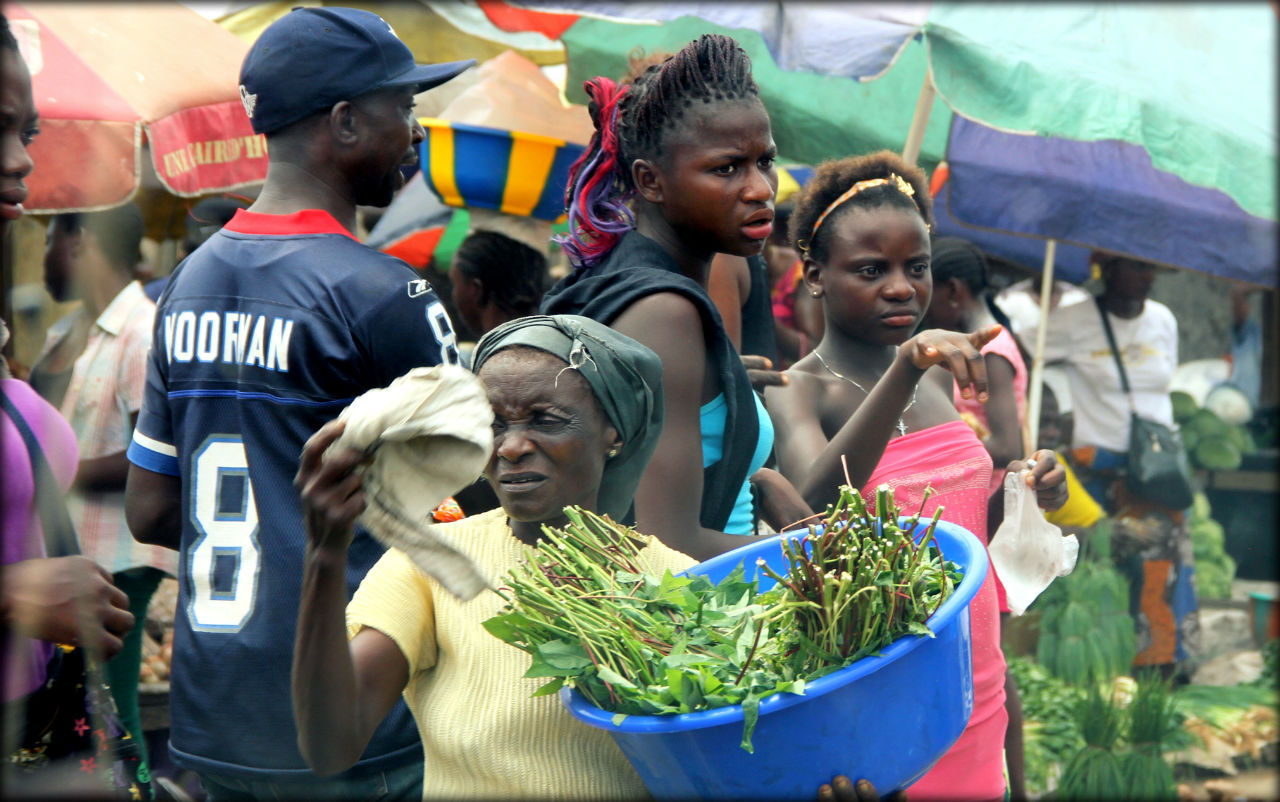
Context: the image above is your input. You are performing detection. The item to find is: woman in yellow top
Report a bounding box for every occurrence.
[289,315,881,801]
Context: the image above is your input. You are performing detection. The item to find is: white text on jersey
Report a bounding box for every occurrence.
[163,311,295,372]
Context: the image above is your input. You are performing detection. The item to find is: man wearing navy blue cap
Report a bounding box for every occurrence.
[124,8,473,799]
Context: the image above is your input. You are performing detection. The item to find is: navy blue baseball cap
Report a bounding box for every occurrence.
[238,6,475,135]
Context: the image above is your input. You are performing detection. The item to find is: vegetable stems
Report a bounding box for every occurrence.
[484,488,962,752]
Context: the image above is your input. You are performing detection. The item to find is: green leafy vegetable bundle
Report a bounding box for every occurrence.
[754,484,959,677]
[1120,677,1180,801]
[483,485,961,751]
[1056,684,1127,800]
[1007,655,1086,795]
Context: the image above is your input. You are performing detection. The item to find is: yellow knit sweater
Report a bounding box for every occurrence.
[346,508,697,799]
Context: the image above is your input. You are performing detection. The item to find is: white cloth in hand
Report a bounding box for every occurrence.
[988,469,1079,616]
[330,365,495,600]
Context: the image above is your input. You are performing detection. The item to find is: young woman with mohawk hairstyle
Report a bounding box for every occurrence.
[542,33,810,559]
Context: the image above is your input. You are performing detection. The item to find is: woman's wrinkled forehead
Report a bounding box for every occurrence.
[478,346,597,408]
[477,345,565,383]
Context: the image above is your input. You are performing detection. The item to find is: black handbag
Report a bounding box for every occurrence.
[1094,297,1195,511]
[1,392,154,800]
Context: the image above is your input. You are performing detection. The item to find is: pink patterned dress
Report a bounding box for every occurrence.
[862,420,1006,801]
[953,326,1028,492]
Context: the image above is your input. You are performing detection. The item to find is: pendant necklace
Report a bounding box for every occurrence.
[813,350,918,436]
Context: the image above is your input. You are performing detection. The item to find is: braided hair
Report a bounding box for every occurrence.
[557,34,761,268]
[791,150,933,265]
[929,235,1015,332]
[929,236,988,294]
[454,230,548,318]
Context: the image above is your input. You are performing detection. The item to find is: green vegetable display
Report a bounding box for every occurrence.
[1056,684,1127,800]
[1226,422,1258,455]
[1172,682,1278,727]
[1188,492,1235,599]
[1173,393,1256,472]
[1056,674,1196,800]
[1007,656,1085,796]
[1170,391,1198,424]
[1194,437,1243,471]
[1189,408,1231,440]
[1032,523,1136,686]
[1120,678,1180,800]
[1255,639,1279,689]
[484,486,961,752]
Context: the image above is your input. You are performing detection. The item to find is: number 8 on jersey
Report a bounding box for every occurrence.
[189,436,262,631]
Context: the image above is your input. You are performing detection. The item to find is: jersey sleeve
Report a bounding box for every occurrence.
[346,547,438,675]
[353,270,459,388]
[126,320,179,476]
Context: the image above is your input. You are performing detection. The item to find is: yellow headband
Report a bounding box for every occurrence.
[800,173,916,253]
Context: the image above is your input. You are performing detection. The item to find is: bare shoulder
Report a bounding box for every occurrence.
[611,292,710,397]
[613,291,703,330]
[766,359,828,416]
[611,291,707,352]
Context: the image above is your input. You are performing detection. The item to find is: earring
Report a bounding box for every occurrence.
[810,289,822,298]
[607,447,620,459]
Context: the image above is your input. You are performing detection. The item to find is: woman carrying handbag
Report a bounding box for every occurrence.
[1039,251,1201,681]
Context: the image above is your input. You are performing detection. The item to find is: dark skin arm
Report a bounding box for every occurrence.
[125,464,182,549]
[708,253,750,351]
[74,413,138,492]
[977,354,1022,468]
[768,327,1000,511]
[710,253,789,392]
[612,293,805,559]
[751,466,814,532]
[292,420,410,775]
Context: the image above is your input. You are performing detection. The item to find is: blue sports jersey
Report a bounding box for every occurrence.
[128,209,457,778]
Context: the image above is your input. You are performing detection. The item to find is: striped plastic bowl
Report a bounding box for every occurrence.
[418,118,586,223]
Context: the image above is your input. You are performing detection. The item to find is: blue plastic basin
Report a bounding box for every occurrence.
[560,517,988,799]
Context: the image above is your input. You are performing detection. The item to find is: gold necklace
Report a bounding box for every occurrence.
[813,350,918,436]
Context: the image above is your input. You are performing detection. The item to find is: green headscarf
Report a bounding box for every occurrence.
[471,315,664,522]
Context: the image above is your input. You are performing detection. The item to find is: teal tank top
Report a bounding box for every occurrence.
[700,391,774,535]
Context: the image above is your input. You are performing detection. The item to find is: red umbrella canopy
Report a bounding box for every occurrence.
[7,2,267,212]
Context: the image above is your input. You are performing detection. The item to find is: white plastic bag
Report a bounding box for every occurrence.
[988,468,1079,616]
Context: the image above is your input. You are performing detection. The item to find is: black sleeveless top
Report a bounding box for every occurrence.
[540,231,760,532]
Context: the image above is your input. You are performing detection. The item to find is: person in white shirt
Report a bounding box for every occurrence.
[995,274,1091,353]
[1041,251,1199,681]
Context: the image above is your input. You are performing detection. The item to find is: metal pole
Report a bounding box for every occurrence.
[1026,239,1058,450]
